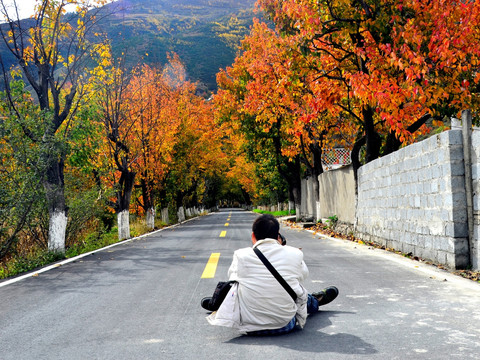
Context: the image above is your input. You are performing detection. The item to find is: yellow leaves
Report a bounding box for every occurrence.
[90,66,107,80]
[6,30,15,44]
[22,47,34,64]
[10,68,22,79]
[100,56,111,67]
[89,42,113,80]
[66,54,76,66]
[56,54,64,66]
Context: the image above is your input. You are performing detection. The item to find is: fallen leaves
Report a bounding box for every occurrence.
[454,270,480,282]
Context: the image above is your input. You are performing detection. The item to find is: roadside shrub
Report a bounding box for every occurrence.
[253,209,295,216]
[0,250,64,279]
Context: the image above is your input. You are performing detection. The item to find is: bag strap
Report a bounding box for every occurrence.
[253,247,297,301]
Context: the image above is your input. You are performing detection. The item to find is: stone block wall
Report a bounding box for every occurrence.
[469,130,480,269]
[355,130,470,269]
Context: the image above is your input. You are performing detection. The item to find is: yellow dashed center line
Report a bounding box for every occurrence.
[201,253,220,278]
[225,223,229,227]
[220,230,227,237]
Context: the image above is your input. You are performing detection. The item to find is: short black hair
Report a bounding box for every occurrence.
[252,214,279,240]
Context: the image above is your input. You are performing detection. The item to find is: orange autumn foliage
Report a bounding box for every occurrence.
[93,52,224,215]
[256,0,480,155]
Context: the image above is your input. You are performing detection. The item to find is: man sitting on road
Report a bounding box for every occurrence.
[202,214,338,335]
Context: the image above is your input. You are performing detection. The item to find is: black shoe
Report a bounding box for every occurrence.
[201,297,213,311]
[312,286,339,306]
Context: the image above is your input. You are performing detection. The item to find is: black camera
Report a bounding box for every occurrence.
[279,233,287,246]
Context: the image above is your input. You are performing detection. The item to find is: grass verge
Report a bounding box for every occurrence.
[0,218,169,280]
[253,209,295,217]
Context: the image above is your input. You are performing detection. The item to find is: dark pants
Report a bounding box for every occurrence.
[247,294,319,336]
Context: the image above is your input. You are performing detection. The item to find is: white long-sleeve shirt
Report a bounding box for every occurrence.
[207,238,309,332]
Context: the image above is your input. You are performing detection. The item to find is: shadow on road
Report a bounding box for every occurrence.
[226,311,377,356]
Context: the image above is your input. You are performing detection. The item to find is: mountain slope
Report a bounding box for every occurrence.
[0,0,257,93]
[100,0,258,92]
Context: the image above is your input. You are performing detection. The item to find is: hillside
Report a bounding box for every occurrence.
[0,0,257,93]
[99,0,258,92]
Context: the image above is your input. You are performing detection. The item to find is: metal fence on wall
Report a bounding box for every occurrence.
[322,148,351,170]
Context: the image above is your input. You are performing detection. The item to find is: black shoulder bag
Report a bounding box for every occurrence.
[207,280,236,311]
[253,247,297,301]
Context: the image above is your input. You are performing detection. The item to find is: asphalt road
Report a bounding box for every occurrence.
[1,209,480,359]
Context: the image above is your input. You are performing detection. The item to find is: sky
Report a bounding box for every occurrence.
[2,0,38,20]
[2,0,115,20]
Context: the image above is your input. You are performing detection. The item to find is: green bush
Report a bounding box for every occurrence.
[326,215,338,229]
[0,250,65,279]
[65,228,119,259]
[253,209,295,217]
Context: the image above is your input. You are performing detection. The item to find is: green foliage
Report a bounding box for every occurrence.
[0,80,50,258]
[66,104,104,174]
[253,209,295,217]
[65,228,119,258]
[252,159,290,206]
[326,215,338,229]
[64,217,167,259]
[203,174,250,208]
[0,251,65,279]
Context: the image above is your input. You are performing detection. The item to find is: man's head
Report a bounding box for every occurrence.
[252,214,279,241]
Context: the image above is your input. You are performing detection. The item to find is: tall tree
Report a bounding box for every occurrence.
[128,61,181,229]
[215,18,347,212]
[164,72,223,213]
[0,79,44,258]
[91,50,221,236]
[0,0,108,252]
[256,0,480,171]
[91,51,137,240]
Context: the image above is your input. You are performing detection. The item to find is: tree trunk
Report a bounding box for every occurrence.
[350,106,381,187]
[146,207,155,230]
[282,158,302,222]
[288,200,295,215]
[351,136,366,184]
[116,170,135,240]
[177,206,186,222]
[311,143,323,221]
[293,186,301,222]
[161,207,169,225]
[272,115,302,221]
[140,177,155,230]
[383,113,431,156]
[363,105,381,163]
[117,210,130,240]
[43,158,67,253]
